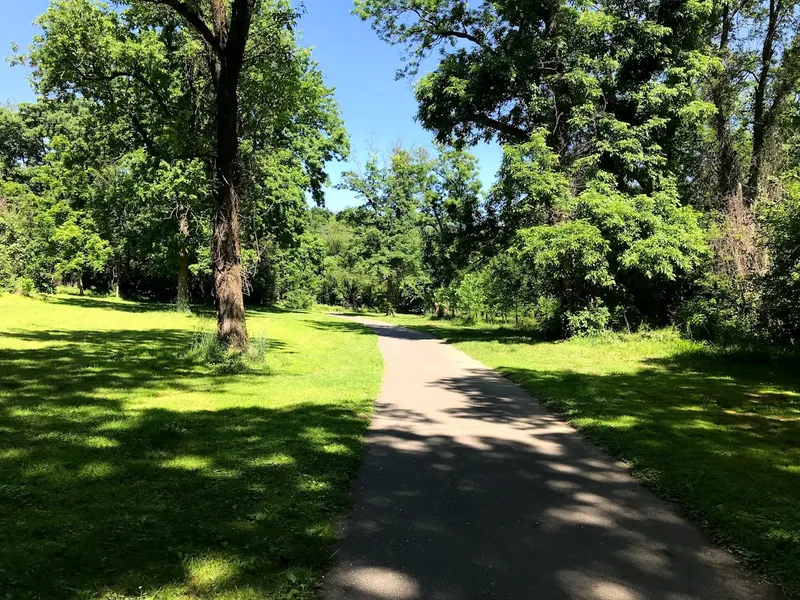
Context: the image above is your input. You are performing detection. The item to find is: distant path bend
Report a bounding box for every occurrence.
[324,316,777,600]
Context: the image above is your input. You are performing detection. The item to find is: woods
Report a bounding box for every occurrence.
[3,0,800,348]
[2,0,346,349]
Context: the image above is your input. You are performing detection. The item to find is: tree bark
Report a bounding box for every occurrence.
[112,260,121,297]
[77,272,84,296]
[177,208,191,308]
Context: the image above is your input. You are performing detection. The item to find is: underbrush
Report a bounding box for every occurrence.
[187,328,273,374]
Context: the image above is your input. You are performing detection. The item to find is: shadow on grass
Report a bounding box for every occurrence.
[0,326,368,598]
[47,295,176,314]
[309,318,379,336]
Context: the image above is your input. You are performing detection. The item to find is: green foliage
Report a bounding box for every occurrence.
[0,178,56,293]
[676,273,757,343]
[51,208,111,289]
[487,132,569,242]
[420,147,484,287]
[760,178,800,339]
[563,303,612,337]
[15,277,36,297]
[515,220,614,307]
[510,174,709,332]
[339,148,431,313]
[19,0,347,305]
[1,0,798,348]
[355,0,714,191]
[452,271,487,324]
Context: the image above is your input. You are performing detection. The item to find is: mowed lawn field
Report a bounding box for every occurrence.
[0,294,381,600]
[375,314,800,596]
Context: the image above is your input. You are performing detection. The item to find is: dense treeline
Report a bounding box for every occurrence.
[2,0,800,346]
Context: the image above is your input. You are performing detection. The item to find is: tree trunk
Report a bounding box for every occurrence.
[712,1,741,203]
[212,63,248,350]
[112,261,121,297]
[77,272,84,296]
[152,0,255,349]
[747,0,779,203]
[177,208,191,308]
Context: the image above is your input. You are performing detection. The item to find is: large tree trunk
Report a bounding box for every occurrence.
[211,63,248,350]
[177,208,191,308]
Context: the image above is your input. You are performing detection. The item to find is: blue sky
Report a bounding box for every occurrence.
[0,0,502,211]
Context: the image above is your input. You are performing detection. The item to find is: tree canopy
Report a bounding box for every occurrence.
[2,0,800,346]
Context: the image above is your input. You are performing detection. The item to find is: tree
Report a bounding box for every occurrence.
[50,208,111,295]
[420,147,484,288]
[703,0,800,205]
[340,148,429,314]
[511,174,709,330]
[132,0,271,348]
[355,0,713,193]
[28,0,345,345]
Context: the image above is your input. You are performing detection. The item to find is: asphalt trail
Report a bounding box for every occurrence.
[323,317,776,600]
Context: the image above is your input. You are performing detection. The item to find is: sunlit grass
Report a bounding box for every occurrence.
[0,293,382,599]
[376,313,800,596]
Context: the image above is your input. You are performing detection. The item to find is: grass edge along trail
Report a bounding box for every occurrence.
[370,312,800,598]
[0,294,382,600]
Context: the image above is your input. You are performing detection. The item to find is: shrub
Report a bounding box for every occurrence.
[455,271,487,323]
[759,179,800,340]
[532,295,563,338]
[282,289,315,310]
[564,303,612,337]
[675,274,758,344]
[510,175,709,335]
[187,330,272,374]
[15,277,36,297]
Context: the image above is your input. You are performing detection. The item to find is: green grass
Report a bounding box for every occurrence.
[373,313,800,596]
[0,294,382,600]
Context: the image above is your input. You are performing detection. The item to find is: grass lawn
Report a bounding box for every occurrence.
[372,313,800,596]
[0,294,382,600]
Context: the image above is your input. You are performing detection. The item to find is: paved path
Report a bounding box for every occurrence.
[323,317,777,600]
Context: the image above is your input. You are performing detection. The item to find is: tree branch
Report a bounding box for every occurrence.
[472,114,529,143]
[138,0,223,56]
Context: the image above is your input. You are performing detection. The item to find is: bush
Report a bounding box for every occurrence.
[564,303,611,337]
[675,274,757,344]
[759,180,800,340]
[532,295,563,338]
[15,277,36,297]
[509,175,709,335]
[282,289,315,310]
[454,271,487,323]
